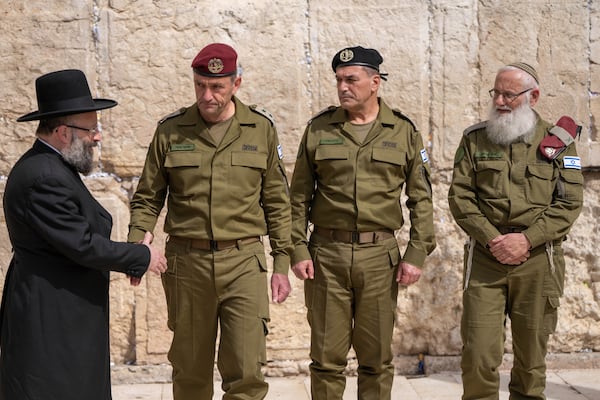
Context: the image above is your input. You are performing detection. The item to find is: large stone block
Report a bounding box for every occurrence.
[1,0,600,372]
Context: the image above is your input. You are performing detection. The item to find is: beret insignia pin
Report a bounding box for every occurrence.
[340,49,354,62]
[208,58,224,74]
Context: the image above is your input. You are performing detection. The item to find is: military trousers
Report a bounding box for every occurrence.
[305,232,400,400]
[163,238,270,400]
[461,239,564,400]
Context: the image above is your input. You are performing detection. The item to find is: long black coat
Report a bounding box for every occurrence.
[0,140,150,400]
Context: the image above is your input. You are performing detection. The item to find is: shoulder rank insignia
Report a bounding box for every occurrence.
[463,121,487,136]
[391,108,417,131]
[308,105,336,124]
[249,104,275,125]
[159,107,186,124]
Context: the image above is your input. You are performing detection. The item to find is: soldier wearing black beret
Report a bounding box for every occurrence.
[290,46,436,399]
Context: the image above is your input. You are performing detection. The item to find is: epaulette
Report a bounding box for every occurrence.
[158,107,186,124]
[308,105,336,124]
[249,104,275,125]
[463,121,487,136]
[391,108,417,131]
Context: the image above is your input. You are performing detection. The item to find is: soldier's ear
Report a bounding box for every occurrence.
[529,88,540,107]
[371,74,381,92]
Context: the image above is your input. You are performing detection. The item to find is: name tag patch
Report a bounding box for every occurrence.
[563,156,581,170]
[170,143,195,151]
[277,144,284,160]
[420,148,429,163]
[319,138,344,145]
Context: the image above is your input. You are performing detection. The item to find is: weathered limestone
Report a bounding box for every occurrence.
[0,0,599,373]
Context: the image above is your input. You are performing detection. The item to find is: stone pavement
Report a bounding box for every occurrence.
[112,369,600,399]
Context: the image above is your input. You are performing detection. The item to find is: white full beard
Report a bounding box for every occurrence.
[486,103,537,146]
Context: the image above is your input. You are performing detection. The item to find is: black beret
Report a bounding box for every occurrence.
[331,46,384,72]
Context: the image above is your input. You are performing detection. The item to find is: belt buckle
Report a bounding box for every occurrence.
[351,231,359,243]
[210,240,219,251]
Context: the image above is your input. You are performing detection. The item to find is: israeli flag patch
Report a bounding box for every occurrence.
[420,148,429,163]
[277,144,284,160]
[563,156,581,170]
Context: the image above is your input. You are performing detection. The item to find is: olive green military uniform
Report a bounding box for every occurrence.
[290,99,436,400]
[128,97,291,400]
[448,116,583,400]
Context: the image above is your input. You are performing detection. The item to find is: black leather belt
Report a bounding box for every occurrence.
[314,227,394,244]
[497,226,526,234]
[169,236,261,251]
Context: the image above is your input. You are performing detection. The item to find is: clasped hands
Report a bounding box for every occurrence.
[487,233,531,265]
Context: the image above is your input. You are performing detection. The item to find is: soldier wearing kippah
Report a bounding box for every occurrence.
[448,63,583,399]
[290,46,436,399]
[128,43,292,400]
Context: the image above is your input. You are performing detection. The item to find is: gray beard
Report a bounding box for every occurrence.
[62,133,95,175]
[486,103,537,146]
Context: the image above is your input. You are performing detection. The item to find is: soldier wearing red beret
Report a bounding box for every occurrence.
[129,43,292,399]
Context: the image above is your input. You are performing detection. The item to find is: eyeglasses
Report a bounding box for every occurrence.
[64,124,100,137]
[488,88,533,103]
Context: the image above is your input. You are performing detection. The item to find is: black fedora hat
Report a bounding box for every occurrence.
[17,69,117,122]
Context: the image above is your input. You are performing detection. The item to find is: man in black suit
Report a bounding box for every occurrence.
[0,69,167,400]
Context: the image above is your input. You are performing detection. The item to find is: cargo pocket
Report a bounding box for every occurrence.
[387,243,401,317]
[254,253,270,366]
[304,244,321,324]
[257,318,269,366]
[463,238,476,291]
[387,242,401,269]
[543,297,560,335]
[543,243,565,297]
[162,254,178,332]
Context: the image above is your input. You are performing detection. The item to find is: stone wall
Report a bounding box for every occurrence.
[1,0,599,371]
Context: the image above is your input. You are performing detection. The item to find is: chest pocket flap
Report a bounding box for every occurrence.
[474,160,506,172]
[372,148,406,166]
[165,151,201,168]
[527,164,554,179]
[232,152,267,169]
[315,146,348,160]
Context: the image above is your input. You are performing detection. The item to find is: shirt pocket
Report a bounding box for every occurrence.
[525,164,555,205]
[370,147,406,188]
[230,151,267,193]
[314,145,350,185]
[474,160,508,199]
[557,169,583,202]
[164,151,203,196]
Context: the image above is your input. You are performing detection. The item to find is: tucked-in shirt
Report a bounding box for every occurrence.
[290,98,436,267]
[448,116,584,249]
[128,97,292,273]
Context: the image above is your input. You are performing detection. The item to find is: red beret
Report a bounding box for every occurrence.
[191,43,237,77]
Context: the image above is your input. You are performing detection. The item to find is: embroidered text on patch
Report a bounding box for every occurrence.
[319,138,344,145]
[420,149,429,163]
[277,144,284,160]
[474,151,503,159]
[170,143,195,151]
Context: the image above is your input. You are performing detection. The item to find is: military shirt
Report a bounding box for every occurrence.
[290,99,436,267]
[448,116,584,249]
[128,97,292,274]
